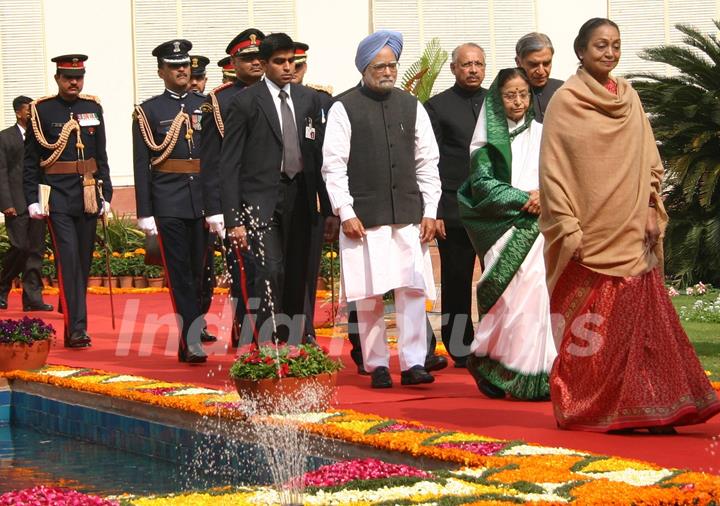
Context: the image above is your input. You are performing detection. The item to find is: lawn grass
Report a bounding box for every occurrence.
[671,292,720,378]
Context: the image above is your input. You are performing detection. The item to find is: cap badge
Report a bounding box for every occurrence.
[192,57,198,67]
[249,34,257,46]
[173,41,181,53]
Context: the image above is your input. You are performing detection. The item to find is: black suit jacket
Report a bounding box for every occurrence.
[532,78,563,124]
[425,84,486,227]
[220,81,328,227]
[0,125,26,212]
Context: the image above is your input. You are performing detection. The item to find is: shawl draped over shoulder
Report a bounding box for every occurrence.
[539,67,668,294]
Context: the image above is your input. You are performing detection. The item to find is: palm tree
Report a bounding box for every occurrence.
[401,37,448,103]
[628,20,720,286]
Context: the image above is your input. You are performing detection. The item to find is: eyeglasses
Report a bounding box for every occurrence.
[501,91,530,101]
[459,60,485,69]
[368,61,398,72]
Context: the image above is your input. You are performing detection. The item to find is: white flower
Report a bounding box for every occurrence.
[667,287,679,297]
[686,287,695,295]
[103,375,148,383]
[269,412,340,424]
[42,369,83,378]
[500,444,588,456]
[169,387,224,396]
[578,468,674,487]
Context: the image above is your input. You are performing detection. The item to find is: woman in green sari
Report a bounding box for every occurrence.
[458,68,556,401]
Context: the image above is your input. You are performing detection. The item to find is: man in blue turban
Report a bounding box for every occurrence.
[322,31,442,389]
[354,30,403,73]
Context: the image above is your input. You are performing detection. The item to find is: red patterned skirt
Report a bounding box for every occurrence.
[550,261,720,432]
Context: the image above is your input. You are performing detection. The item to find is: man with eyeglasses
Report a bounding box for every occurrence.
[133,39,215,363]
[202,29,265,347]
[322,30,441,389]
[515,32,563,123]
[425,43,487,369]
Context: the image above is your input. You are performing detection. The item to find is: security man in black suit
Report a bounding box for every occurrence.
[24,55,112,348]
[514,32,563,123]
[221,33,329,343]
[133,39,215,363]
[188,55,210,93]
[202,28,265,347]
[425,43,487,367]
[0,96,53,312]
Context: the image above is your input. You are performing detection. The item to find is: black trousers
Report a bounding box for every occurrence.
[347,300,437,367]
[437,225,477,361]
[0,213,46,306]
[224,236,252,332]
[47,213,96,337]
[302,215,325,336]
[246,174,310,343]
[156,216,208,344]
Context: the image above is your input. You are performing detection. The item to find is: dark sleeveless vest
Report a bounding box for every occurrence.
[339,86,422,228]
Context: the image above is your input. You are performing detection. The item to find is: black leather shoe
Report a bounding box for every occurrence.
[302,333,318,346]
[424,354,448,372]
[466,354,505,399]
[401,365,434,385]
[178,340,208,363]
[453,356,468,368]
[65,330,91,348]
[24,303,54,312]
[0,297,7,310]
[370,366,392,388]
[200,328,217,343]
[476,377,506,399]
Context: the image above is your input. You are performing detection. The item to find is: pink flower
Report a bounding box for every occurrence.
[0,486,118,506]
[434,441,505,455]
[302,458,430,487]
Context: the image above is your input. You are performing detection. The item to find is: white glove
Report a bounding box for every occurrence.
[137,216,158,236]
[99,200,111,216]
[28,202,47,220]
[205,214,226,239]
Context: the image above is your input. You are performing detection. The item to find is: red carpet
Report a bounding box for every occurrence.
[5,292,720,473]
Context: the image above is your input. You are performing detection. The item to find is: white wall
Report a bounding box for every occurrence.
[42,0,135,186]
[295,0,370,94]
[536,0,608,82]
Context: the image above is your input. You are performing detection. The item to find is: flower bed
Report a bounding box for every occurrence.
[3,365,720,505]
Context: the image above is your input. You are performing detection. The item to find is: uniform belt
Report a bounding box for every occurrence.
[44,158,98,175]
[154,159,200,174]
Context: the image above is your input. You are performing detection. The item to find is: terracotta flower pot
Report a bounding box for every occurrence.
[233,372,337,413]
[146,277,164,288]
[118,276,134,288]
[87,276,103,287]
[0,340,51,372]
[316,277,328,290]
[133,276,148,288]
[103,276,118,288]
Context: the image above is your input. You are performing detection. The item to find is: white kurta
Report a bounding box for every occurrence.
[322,97,441,303]
[470,118,557,376]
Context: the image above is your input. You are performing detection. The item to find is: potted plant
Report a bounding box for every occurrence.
[229,343,343,412]
[318,242,339,290]
[0,317,55,371]
[88,250,105,287]
[41,253,56,287]
[144,264,165,287]
[130,248,148,288]
[105,252,122,287]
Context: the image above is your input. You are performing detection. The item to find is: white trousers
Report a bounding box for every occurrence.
[355,287,428,372]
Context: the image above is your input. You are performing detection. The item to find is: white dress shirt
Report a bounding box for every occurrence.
[17,124,25,141]
[264,78,296,132]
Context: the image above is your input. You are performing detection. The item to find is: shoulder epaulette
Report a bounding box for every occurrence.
[210,81,233,95]
[306,83,334,96]
[31,95,57,106]
[79,93,101,104]
[140,93,163,105]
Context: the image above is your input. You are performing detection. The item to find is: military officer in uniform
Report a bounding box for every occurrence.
[202,28,264,347]
[188,55,210,93]
[24,54,112,348]
[133,39,215,363]
[217,56,237,83]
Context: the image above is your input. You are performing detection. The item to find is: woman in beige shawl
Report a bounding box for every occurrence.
[540,18,720,433]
